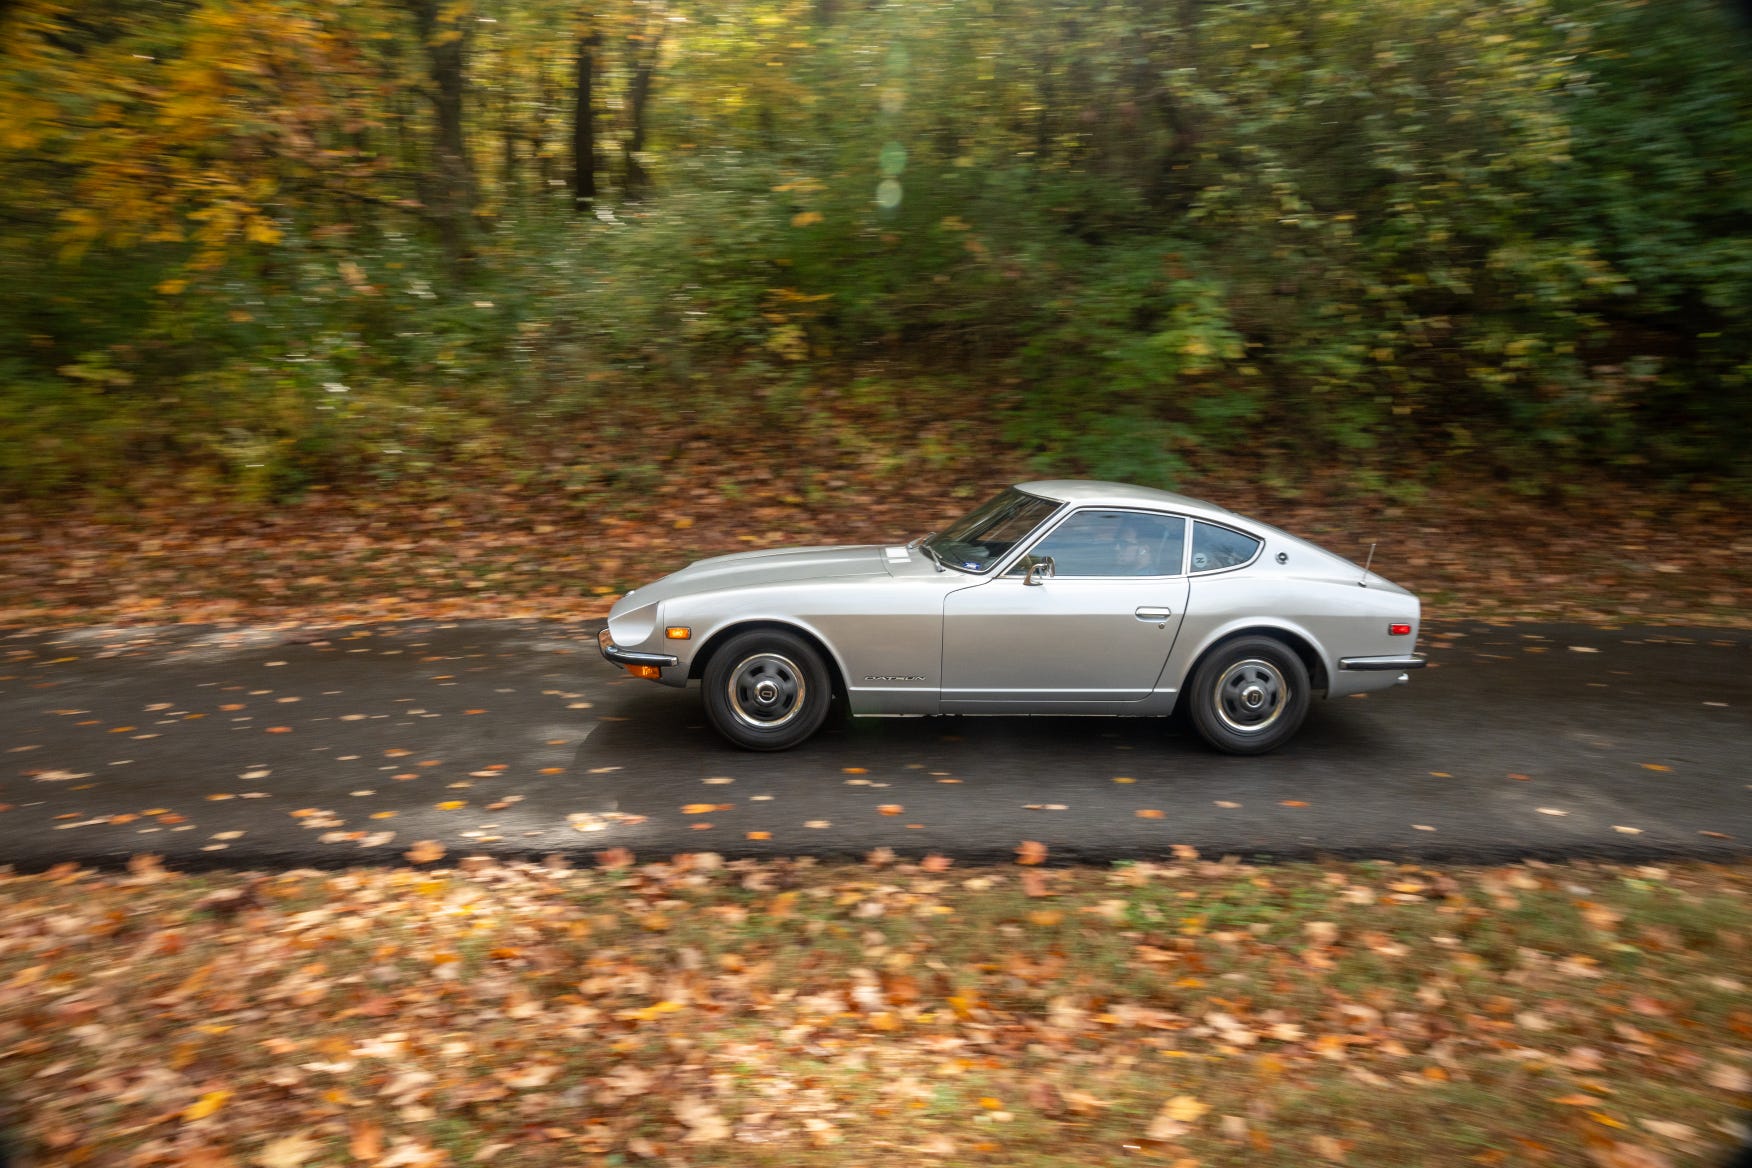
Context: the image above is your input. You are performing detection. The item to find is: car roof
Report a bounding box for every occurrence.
[1016,479,1240,522]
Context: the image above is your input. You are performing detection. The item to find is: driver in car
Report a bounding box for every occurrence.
[1114,519,1153,574]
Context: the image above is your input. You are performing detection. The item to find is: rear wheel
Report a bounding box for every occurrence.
[1187,636,1310,755]
[702,629,833,751]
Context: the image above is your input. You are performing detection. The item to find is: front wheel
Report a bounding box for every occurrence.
[702,630,834,751]
[1186,636,1311,755]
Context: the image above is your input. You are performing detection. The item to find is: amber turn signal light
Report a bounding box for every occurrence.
[626,664,662,680]
[665,626,692,640]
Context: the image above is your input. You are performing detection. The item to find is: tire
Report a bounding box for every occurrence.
[1186,635,1311,756]
[701,629,834,751]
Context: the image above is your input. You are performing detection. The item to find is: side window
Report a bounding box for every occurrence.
[1189,521,1261,573]
[1012,511,1186,577]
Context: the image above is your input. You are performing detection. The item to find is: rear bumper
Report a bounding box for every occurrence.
[597,627,679,669]
[1337,655,1427,672]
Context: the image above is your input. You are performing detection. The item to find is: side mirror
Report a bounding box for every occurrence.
[1023,556,1055,586]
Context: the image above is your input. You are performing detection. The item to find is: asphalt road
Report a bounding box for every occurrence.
[1,620,1747,871]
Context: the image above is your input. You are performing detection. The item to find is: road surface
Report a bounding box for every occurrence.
[1,620,1746,870]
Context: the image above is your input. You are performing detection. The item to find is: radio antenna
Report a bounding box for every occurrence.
[1359,542,1377,587]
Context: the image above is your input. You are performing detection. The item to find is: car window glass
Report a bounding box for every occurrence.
[1012,511,1186,577]
[1189,521,1261,573]
[926,488,1060,573]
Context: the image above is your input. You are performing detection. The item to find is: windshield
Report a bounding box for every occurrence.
[924,488,1061,573]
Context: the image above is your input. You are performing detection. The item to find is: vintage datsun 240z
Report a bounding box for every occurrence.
[598,480,1425,754]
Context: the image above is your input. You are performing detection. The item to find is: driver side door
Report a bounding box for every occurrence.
[940,509,1189,712]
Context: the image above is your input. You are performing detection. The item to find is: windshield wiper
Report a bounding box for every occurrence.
[911,534,946,572]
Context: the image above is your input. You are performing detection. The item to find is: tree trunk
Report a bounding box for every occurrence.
[1143,0,1201,213]
[500,85,519,198]
[404,0,476,270]
[572,28,600,211]
[621,28,664,200]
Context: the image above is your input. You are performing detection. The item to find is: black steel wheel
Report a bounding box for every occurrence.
[702,629,834,751]
[1186,635,1311,755]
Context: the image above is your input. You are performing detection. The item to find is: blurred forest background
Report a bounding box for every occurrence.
[3,0,1751,511]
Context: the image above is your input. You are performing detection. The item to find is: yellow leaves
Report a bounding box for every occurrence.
[790,210,824,228]
[1640,763,1672,773]
[1015,840,1047,865]
[1135,808,1166,819]
[182,1089,230,1122]
[772,287,834,303]
[620,999,686,1022]
[156,278,189,296]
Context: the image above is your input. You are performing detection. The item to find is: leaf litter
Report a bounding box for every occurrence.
[1,852,1749,1166]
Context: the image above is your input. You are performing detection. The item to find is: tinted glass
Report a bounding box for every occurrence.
[1189,521,1261,573]
[1014,510,1186,577]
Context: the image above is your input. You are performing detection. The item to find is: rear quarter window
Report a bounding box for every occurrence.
[1190,521,1261,573]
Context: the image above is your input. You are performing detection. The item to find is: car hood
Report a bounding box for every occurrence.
[618,544,891,609]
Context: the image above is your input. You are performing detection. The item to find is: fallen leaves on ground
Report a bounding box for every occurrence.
[0,856,1746,1167]
[0,465,1744,631]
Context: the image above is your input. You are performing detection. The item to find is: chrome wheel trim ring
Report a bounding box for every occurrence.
[726,652,806,730]
[1213,657,1288,734]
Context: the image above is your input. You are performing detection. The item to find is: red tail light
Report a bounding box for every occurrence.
[1389,623,1412,636]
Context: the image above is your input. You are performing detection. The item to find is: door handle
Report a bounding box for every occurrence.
[1134,607,1173,621]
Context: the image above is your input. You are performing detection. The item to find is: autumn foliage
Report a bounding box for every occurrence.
[2,0,1751,507]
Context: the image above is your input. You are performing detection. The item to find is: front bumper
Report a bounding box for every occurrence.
[1337,655,1427,672]
[597,627,679,669]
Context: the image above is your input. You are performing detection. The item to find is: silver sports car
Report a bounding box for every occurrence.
[598,480,1425,754]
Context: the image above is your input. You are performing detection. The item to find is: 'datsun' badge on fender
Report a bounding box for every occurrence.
[864,675,927,682]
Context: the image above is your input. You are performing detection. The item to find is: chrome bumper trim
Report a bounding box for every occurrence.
[1338,655,1427,672]
[597,627,679,668]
